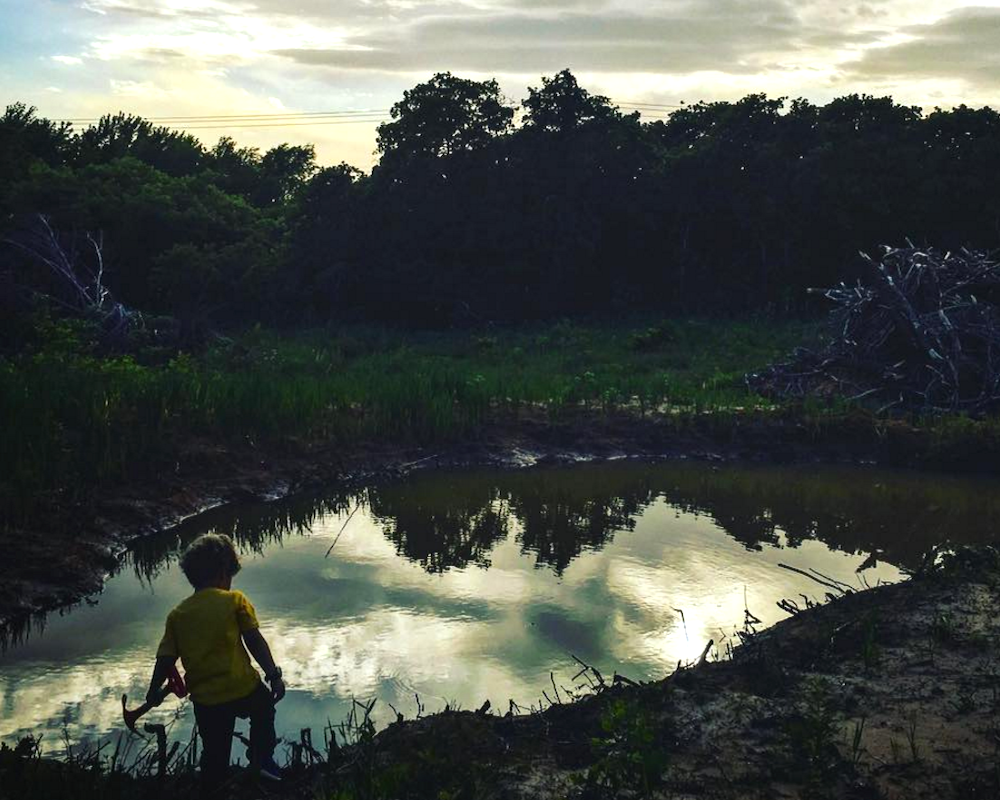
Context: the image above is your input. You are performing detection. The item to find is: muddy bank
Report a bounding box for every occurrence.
[5,549,1000,799]
[1,407,995,633]
[333,549,1000,800]
[350,548,1000,800]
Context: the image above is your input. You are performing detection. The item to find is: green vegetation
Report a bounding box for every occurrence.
[782,678,841,783]
[583,696,671,794]
[4,74,1000,524]
[7,73,1000,327]
[0,317,802,522]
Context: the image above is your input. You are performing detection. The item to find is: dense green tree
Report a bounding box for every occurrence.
[206,136,263,200]
[8,71,1000,329]
[74,113,205,176]
[521,69,618,134]
[0,104,74,216]
[256,143,317,206]
[0,103,72,170]
[9,157,275,317]
[285,163,363,318]
[376,72,514,164]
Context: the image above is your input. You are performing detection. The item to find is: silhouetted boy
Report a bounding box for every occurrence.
[146,533,285,791]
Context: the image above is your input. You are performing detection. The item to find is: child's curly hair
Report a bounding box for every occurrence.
[179,533,241,588]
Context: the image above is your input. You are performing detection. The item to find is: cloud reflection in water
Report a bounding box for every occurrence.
[5,460,998,754]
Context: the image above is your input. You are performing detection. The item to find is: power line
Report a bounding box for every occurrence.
[615,100,684,109]
[49,98,679,133]
[619,107,673,115]
[54,109,392,124]
[54,99,681,125]
[180,117,390,130]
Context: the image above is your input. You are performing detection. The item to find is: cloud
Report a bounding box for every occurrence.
[10,0,1000,169]
[109,78,178,98]
[274,1,807,75]
[847,6,1000,88]
[81,0,249,19]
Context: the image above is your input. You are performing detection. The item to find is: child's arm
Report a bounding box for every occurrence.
[242,628,286,702]
[145,655,178,706]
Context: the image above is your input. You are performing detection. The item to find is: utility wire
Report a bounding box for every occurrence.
[616,101,684,109]
[179,117,390,130]
[54,109,392,124]
[50,98,681,133]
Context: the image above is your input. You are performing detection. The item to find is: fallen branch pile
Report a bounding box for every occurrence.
[749,244,1000,414]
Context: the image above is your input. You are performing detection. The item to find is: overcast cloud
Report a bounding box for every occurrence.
[2,0,999,166]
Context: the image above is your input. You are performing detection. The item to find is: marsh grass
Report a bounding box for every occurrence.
[0,316,869,522]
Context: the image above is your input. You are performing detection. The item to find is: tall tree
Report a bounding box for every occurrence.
[75,113,204,176]
[376,72,514,164]
[521,69,618,134]
[206,136,263,200]
[255,143,317,206]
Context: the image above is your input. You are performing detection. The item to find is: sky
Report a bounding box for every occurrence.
[2,0,999,168]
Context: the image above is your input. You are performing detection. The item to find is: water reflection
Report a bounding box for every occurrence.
[2,461,998,755]
[134,461,1000,582]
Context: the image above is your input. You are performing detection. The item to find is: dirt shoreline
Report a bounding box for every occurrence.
[4,549,1000,799]
[1,407,995,634]
[329,549,1000,800]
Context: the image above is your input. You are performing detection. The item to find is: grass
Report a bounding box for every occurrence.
[0,316,805,522]
[582,696,671,794]
[6,313,1000,525]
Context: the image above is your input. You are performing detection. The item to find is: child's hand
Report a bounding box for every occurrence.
[269,676,286,703]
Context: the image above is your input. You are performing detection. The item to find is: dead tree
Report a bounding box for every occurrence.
[2,213,139,341]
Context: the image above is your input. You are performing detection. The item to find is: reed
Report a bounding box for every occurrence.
[0,318,804,521]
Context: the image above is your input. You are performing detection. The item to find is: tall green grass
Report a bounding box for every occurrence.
[0,318,805,521]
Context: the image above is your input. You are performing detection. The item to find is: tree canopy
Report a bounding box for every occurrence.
[5,70,1000,328]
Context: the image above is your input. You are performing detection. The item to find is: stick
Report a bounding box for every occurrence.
[397,453,441,471]
[778,563,849,595]
[325,503,361,557]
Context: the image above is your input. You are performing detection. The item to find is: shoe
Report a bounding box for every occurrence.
[257,757,282,782]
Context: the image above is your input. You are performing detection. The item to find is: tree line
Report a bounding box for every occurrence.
[4,69,1000,330]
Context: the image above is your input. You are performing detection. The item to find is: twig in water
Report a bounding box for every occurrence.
[778,563,851,595]
[398,453,441,470]
[570,654,607,693]
[325,503,361,558]
[673,607,689,641]
[778,598,801,616]
[808,567,855,593]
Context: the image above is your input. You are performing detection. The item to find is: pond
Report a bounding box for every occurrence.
[2,460,999,757]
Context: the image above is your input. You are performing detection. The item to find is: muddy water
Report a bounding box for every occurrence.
[2,461,999,757]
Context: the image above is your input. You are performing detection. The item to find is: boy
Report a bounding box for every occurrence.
[146,533,286,790]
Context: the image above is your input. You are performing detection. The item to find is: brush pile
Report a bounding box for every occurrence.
[749,245,1000,414]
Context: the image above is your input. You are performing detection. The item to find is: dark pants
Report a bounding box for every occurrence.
[193,681,275,792]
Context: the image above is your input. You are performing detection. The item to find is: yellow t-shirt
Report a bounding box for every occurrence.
[156,588,261,706]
